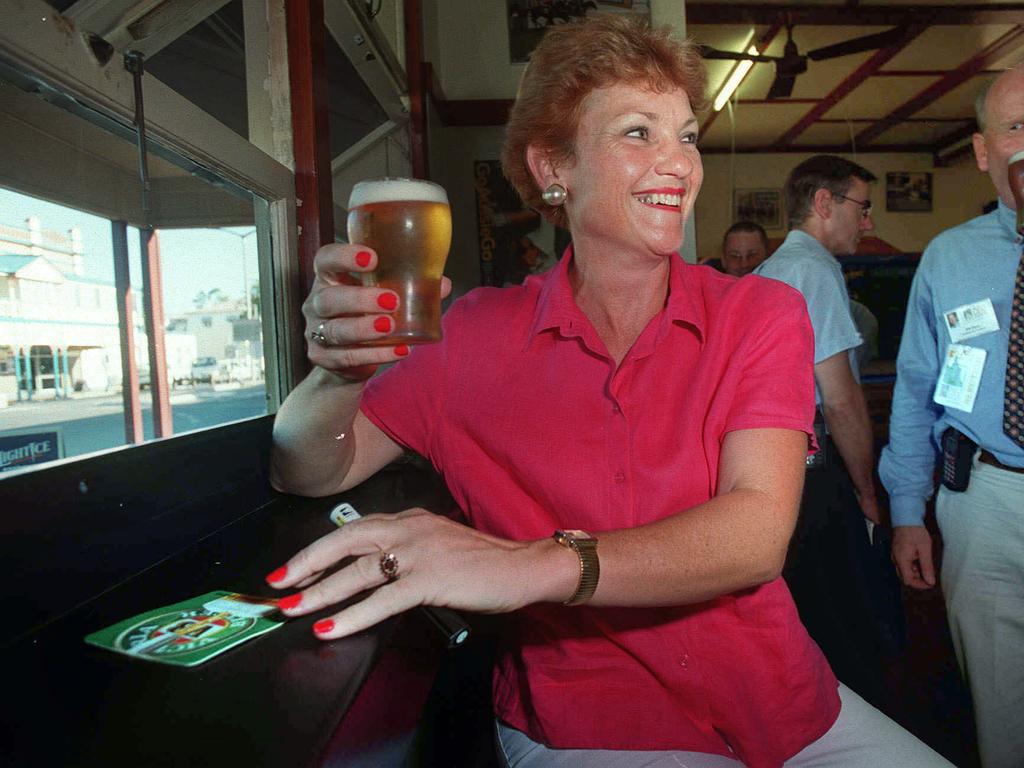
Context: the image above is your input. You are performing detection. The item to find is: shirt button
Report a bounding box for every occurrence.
[680,654,690,668]
[613,470,625,484]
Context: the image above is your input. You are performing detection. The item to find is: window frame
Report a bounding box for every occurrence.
[0,0,302,411]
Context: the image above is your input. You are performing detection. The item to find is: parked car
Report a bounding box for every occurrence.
[191,356,219,384]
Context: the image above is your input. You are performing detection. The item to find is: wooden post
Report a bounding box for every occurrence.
[111,220,144,444]
[285,0,334,296]
[404,0,428,179]
[140,227,173,438]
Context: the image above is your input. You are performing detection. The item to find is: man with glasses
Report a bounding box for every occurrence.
[755,155,901,712]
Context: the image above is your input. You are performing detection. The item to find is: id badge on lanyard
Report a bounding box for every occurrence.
[934,344,986,413]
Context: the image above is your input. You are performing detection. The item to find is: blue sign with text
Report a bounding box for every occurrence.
[0,430,63,472]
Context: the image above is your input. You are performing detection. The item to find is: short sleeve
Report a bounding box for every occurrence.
[360,304,461,462]
[723,283,816,440]
[758,254,861,364]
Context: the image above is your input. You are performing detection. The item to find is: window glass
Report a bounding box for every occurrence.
[0,74,268,474]
[145,1,249,140]
[325,30,390,157]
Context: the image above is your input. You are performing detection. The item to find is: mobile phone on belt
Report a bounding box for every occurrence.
[940,427,976,492]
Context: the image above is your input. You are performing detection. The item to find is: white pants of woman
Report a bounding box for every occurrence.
[937,455,1024,768]
[495,684,952,767]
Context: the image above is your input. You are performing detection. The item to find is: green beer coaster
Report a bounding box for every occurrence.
[85,590,285,667]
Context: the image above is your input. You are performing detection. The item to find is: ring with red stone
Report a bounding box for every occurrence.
[379,552,399,581]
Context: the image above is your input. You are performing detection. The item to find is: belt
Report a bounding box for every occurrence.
[979,449,1024,474]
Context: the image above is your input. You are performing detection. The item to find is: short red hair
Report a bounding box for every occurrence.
[501,15,706,228]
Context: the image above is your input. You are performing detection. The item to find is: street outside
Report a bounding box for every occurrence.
[0,382,268,464]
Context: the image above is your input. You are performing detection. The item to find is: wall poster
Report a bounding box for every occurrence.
[506,1,652,63]
[473,160,556,287]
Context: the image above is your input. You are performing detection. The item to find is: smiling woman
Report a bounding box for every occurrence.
[501,16,706,231]
[267,15,950,768]
[529,82,702,270]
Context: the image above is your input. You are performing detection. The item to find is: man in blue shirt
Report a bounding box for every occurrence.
[755,157,878,519]
[756,155,902,711]
[879,64,1024,768]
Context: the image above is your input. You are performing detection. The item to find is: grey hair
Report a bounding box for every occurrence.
[975,76,995,132]
[975,62,1024,132]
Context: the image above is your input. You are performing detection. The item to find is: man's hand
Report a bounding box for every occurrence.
[815,352,879,524]
[854,488,882,524]
[891,525,936,589]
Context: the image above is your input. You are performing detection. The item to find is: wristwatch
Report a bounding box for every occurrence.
[552,529,600,606]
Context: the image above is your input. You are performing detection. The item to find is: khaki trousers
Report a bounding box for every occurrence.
[937,454,1024,768]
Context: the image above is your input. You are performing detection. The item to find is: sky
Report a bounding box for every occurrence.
[0,188,258,317]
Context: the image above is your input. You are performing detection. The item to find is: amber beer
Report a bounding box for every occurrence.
[347,178,452,345]
[1010,150,1024,235]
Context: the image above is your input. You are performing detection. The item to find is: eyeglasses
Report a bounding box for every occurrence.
[833,193,873,219]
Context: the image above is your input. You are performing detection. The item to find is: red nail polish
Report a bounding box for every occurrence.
[265,566,288,584]
[278,593,302,610]
[374,316,392,333]
[314,619,335,634]
[394,344,410,357]
[377,293,397,310]
[355,251,371,267]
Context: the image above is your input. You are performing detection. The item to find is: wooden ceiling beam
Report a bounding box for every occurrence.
[700,142,936,154]
[874,69,1001,77]
[685,4,1024,26]
[855,25,1024,146]
[774,23,928,147]
[932,121,979,153]
[434,98,513,127]
[935,142,977,167]
[817,117,969,124]
[736,98,821,105]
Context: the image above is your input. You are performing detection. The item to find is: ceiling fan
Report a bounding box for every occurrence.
[699,24,911,99]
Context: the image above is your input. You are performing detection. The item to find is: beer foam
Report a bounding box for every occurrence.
[349,178,448,207]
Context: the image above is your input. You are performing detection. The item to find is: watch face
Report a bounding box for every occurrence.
[555,529,595,544]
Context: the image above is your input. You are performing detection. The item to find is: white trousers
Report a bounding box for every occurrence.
[495,684,952,768]
[937,455,1024,768]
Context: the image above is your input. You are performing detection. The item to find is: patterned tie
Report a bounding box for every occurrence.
[1006,249,1024,447]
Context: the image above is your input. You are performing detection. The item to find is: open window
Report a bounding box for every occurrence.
[0,0,298,473]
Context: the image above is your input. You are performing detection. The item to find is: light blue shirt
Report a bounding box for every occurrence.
[879,201,1024,527]
[754,229,863,404]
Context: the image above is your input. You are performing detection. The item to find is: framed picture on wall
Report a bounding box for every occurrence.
[506,1,651,63]
[733,188,783,230]
[886,172,933,212]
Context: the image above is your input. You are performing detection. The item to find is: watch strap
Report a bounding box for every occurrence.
[553,529,600,606]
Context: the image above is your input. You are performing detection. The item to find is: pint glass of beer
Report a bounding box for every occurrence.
[1010,149,1024,234]
[347,178,452,345]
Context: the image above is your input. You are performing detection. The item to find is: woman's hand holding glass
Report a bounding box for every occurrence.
[303,243,452,380]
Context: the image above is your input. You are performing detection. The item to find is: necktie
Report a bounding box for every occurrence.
[1005,250,1024,448]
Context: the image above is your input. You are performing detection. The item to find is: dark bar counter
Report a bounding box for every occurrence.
[0,417,464,767]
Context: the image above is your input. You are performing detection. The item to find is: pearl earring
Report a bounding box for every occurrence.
[541,183,567,207]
